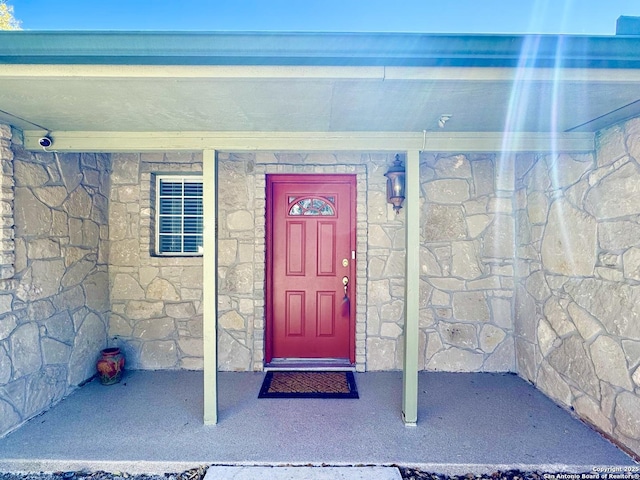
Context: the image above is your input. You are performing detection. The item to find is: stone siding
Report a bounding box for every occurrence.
[215,152,515,372]
[0,126,110,436]
[108,153,204,370]
[418,154,515,372]
[514,117,640,458]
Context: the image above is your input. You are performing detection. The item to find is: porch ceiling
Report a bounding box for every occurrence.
[0,32,639,146]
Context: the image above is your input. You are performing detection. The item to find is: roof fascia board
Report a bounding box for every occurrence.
[1,32,640,68]
[23,130,595,153]
[3,65,640,83]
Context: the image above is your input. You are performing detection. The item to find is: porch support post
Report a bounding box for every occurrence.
[402,149,420,426]
[203,149,218,424]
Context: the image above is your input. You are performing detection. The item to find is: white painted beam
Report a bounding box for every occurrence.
[203,149,218,425]
[402,149,420,427]
[23,130,594,153]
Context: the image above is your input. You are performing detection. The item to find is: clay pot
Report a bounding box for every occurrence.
[96,347,125,385]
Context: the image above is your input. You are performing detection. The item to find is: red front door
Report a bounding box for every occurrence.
[266,174,356,363]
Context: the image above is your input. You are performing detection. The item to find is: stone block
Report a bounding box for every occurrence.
[537,319,559,357]
[0,294,12,316]
[366,337,397,371]
[179,337,203,357]
[434,154,472,178]
[423,205,466,242]
[623,247,640,280]
[516,338,536,383]
[541,199,597,276]
[14,188,52,236]
[551,153,593,188]
[218,330,251,371]
[45,312,75,344]
[140,340,178,369]
[227,210,254,230]
[470,158,496,197]
[480,324,506,353]
[466,214,492,238]
[133,317,175,339]
[0,344,11,383]
[382,251,405,278]
[585,162,640,219]
[56,154,83,192]
[68,312,106,386]
[84,271,110,313]
[109,313,133,337]
[427,347,483,372]
[567,302,602,341]
[482,216,514,259]
[544,297,575,337]
[483,340,515,372]
[41,337,72,364]
[110,239,140,266]
[111,154,140,185]
[548,334,599,399]
[53,285,86,312]
[379,301,403,328]
[225,263,253,294]
[565,278,640,341]
[425,179,470,204]
[490,297,512,329]
[14,160,49,187]
[61,258,95,288]
[380,322,402,338]
[596,124,627,167]
[452,291,489,322]
[33,186,68,208]
[589,335,633,390]
[451,241,482,280]
[63,186,92,219]
[420,247,442,276]
[166,302,196,319]
[219,310,245,330]
[126,300,164,320]
[181,357,204,370]
[615,392,640,440]
[146,277,180,301]
[598,220,640,251]
[537,361,573,407]
[527,191,549,224]
[27,238,60,260]
[439,322,478,349]
[111,273,145,300]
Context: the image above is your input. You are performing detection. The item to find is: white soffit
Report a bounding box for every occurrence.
[0,64,637,151]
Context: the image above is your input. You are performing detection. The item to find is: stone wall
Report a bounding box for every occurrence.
[215,151,516,372]
[217,152,369,371]
[418,153,515,372]
[514,117,640,458]
[108,153,204,370]
[0,125,110,437]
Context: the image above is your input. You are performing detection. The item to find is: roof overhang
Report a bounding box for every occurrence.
[1,31,639,152]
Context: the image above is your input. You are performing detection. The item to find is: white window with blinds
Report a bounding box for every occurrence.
[155,175,203,256]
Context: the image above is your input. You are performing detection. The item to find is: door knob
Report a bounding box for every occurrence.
[342,276,349,295]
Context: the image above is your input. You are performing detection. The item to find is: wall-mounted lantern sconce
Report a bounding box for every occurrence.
[385,154,406,214]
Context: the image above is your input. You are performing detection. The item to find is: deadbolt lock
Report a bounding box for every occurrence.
[342,258,349,267]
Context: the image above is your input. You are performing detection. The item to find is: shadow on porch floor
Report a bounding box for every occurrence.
[0,371,635,475]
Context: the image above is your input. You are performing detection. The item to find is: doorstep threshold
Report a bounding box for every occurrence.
[265,358,355,371]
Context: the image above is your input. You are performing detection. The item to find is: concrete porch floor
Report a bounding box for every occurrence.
[0,370,636,475]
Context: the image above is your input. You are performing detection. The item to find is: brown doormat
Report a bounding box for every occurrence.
[258,371,359,399]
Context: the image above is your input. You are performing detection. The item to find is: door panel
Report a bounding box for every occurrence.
[266,174,356,363]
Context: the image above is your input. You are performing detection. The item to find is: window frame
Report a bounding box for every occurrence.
[154,174,204,257]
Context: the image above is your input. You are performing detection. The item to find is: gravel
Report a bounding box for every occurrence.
[0,467,572,480]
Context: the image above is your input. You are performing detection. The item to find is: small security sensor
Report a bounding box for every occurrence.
[38,136,53,149]
[438,114,453,129]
